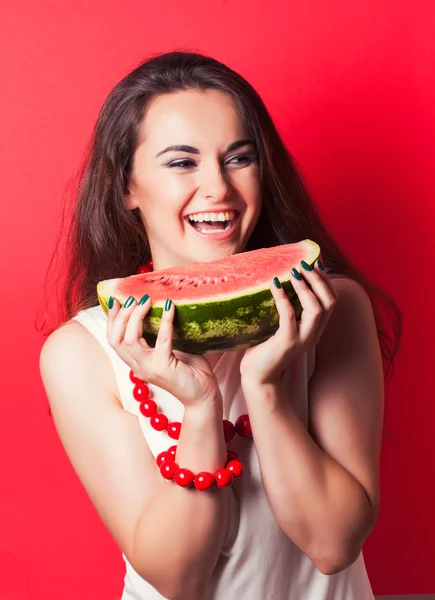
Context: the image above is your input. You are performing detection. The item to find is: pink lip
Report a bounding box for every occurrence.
[184,212,241,240]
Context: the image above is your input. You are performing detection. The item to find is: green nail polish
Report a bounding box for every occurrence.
[273,276,281,289]
[291,268,302,281]
[138,293,149,305]
[124,296,135,308]
[317,259,325,271]
[300,260,313,271]
[165,298,172,311]
[108,296,114,309]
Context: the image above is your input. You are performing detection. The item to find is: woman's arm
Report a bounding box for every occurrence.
[241,278,384,575]
[132,400,230,600]
[40,322,229,600]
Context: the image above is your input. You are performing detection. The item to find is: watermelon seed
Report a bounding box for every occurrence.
[221,276,228,282]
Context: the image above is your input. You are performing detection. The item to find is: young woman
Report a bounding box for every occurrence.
[39,51,402,600]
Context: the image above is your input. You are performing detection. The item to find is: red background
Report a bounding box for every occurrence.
[1,0,434,597]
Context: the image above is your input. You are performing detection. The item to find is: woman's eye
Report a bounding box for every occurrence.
[227,153,256,166]
[166,153,256,170]
[167,159,197,169]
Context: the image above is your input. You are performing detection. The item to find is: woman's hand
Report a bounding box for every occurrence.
[239,260,338,387]
[107,296,222,408]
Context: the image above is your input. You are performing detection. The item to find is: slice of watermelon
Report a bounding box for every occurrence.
[97,239,320,353]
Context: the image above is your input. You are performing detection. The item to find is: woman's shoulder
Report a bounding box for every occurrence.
[40,305,113,390]
[40,312,122,415]
[323,267,368,296]
[40,309,104,365]
[40,306,106,356]
[327,273,371,300]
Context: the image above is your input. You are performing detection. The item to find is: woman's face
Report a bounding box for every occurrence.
[127,89,262,271]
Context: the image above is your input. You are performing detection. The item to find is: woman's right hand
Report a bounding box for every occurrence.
[107,295,222,408]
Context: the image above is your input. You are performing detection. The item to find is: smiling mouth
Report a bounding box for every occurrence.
[185,211,240,234]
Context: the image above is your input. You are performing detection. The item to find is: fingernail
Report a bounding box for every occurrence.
[165,298,172,311]
[300,260,313,271]
[291,268,302,281]
[273,276,281,289]
[108,296,114,309]
[124,296,135,308]
[138,293,149,305]
[317,259,325,271]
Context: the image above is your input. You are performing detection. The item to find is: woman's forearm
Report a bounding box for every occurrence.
[243,381,377,575]
[132,396,229,600]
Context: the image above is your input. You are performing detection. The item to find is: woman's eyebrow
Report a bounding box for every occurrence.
[155,139,254,158]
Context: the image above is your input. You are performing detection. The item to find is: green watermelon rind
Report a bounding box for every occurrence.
[97,241,319,354]
[99,280,302,354]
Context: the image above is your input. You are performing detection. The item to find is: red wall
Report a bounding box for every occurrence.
[1,1,434,597]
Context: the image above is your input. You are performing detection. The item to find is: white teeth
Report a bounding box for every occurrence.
[188,210,236,222]
[196,222,233,233]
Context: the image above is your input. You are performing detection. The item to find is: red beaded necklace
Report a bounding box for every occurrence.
[131,260,252,492]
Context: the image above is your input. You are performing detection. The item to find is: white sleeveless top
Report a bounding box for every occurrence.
[73,305,375,600]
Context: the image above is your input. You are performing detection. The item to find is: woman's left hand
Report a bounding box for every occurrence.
[239,260,338,387]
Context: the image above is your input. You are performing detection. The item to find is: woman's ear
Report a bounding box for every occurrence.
[125,179,138,210]
[126,192,138,210]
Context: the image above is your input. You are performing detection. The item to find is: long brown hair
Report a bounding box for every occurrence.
[36,50,402,380]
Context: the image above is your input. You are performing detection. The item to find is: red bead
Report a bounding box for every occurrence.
[193,472,215,491]
[167,422,182,440]
[129,370,145,384]
[150,413,169,431]
[139,399,157,418]
[156,451,173,467]
[137,259,153,274]
[223,419,235,443]
[133,383,150,402]
[160,461,179,480]
[215,468,234,488]
[137,264,152,274]
[226,450,240,464]
[168,445,177,458]
[174,468,195,488]
[235,414,252,438]
[226,459,244,478]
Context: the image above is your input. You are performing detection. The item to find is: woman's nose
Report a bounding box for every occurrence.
[199,166,231,202]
